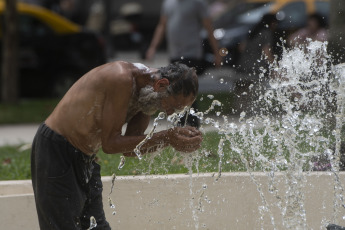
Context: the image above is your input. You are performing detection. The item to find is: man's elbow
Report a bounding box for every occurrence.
[102,140,120,154]
[102,145,114,154]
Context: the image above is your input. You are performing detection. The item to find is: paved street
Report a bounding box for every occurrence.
[0,124,39,146]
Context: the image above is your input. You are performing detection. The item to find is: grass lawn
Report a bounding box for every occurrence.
[0,99,59,124]
[0,132,227,180]
[1,125,339,181]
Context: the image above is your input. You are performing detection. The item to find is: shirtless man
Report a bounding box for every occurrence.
[31,61,203,229]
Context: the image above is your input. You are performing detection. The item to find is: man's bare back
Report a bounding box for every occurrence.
[46,61,202,156]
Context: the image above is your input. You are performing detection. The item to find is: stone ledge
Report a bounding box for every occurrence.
[1,172,345,229]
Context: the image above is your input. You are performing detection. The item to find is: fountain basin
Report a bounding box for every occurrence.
[1,172,345,229]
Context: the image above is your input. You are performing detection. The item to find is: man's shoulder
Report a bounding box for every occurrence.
[99,61,133,77]
[90,61,135,88]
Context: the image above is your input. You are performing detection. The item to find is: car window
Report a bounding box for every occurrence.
[276,2,307,29]
[214,2,269,28]
[19,14,54,38]
[315,1,329,23]
[237,4,272,25]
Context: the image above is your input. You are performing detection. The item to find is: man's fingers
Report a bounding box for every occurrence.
[177,127,202,137]
[172,136,202,152]
[174,143,202,152]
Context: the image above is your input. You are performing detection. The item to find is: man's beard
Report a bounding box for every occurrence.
[127,86,167,122]
[137,86,167,115]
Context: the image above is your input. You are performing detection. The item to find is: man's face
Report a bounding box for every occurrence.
[160,93,196,116]
[136,86,166,116]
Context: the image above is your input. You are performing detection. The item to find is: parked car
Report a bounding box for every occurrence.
[0,1,106,98]
[203,0,330,67]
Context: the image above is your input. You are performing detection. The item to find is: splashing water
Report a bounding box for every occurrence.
[87,216,97,230]
[134,112,166,159]
[193,41,345,229]
[118,156,125,170]
[109,41,345,229]
[108,173,116,216]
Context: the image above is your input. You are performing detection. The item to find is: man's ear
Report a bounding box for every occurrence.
[153,78,170,92]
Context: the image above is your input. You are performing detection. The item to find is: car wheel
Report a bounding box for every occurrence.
[53,72,78,97]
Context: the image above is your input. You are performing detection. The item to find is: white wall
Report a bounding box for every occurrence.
[1,172,345,229]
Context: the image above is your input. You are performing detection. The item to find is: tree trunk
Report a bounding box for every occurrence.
[328,0,345,65]
[1,0,18,103]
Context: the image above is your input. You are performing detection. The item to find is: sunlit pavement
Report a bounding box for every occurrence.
[0,124,39,146]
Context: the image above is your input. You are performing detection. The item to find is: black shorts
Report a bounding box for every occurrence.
[31,123,111,229]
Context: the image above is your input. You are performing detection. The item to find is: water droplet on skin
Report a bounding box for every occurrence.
[87,216,97,230]
[118,156,125,170]
[134,112,165,159]
[157,112,166,120]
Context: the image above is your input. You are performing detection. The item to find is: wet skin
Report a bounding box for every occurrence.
[45,61,203,156]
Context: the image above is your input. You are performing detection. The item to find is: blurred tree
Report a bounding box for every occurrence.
[328,0,345,65]
[1,0,19,103]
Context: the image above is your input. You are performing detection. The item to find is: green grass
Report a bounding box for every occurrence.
[197,92,236,115]
[0,145,32,180]
[0,99,59,124]
[1,124,339,181]
[0,132,226,180]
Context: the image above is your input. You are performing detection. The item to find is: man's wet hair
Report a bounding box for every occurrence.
[159,62,198,97]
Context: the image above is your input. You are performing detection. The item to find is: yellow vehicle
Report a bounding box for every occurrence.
[0,1,80,35]
[0,1,106,97]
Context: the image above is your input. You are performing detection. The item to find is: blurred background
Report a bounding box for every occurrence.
[0,0,344,121]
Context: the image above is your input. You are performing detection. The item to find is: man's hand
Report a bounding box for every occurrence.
[167,126,203,152]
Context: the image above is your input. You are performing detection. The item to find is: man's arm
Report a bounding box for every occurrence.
[202,18,222,67]
[99,66,202,155]
[121,112,203,157]
[121,112,162,157]
[146,15,167,60]
[125,112,150,136]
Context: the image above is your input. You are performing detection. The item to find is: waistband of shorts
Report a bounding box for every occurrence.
[38,123,95,161]
[38,122,67,142]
